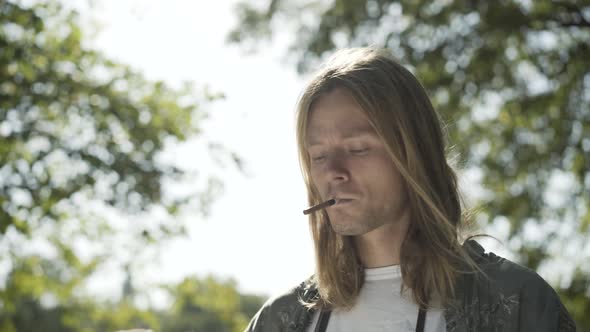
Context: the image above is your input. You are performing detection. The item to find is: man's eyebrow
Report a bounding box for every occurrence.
[305,126,376,147]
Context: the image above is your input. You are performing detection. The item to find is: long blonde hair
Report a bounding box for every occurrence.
[296,48,477,310]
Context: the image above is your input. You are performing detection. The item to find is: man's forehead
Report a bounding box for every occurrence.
[307,124,374,135]
[305,124,376,145]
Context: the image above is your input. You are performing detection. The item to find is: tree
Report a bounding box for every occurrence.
[159,275,264,332]
[1,262,264,332]
[1,1,239,330]
[229,0,590,328]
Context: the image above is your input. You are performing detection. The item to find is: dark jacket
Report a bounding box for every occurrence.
[245,240,576,331]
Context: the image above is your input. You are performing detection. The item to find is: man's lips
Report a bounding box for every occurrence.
[333,198,355,205]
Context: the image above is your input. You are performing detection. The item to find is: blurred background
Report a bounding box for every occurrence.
[0,0,588,331]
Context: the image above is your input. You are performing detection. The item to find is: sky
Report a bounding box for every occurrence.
[72,0,318,302]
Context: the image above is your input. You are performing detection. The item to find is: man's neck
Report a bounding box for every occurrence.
[354,208,410,268]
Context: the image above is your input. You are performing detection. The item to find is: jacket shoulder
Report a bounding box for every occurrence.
[464,240,567,297]
[453,240,576,331]
[244,278,317,332]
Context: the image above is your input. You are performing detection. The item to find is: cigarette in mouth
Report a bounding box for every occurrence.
[303,198,336,215]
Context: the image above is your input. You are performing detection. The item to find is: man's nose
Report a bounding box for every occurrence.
[324,153,350,182]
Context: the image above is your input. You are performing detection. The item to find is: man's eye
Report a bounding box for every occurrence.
[350,148,369,155]
[311,155,326,162]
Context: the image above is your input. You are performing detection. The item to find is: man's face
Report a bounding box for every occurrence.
[306,88,408,236]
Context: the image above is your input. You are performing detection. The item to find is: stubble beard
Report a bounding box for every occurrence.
[328,209,388,236]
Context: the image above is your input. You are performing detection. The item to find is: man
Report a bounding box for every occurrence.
[245,48,576,331]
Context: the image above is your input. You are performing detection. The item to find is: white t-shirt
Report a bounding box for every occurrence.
[305,265,446,332]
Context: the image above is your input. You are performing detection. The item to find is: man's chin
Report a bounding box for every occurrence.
[329,221,366,236]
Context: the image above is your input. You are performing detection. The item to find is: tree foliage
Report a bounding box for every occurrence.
[160,276,256,332]
[1,265,263,332]
[1,0,218,237]
[229,0,590,328]
[1,0,248,330]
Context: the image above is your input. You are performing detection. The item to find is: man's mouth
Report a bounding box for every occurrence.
[335,198,354,205]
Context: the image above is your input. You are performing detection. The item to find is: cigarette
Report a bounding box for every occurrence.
[303,199,336,215]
